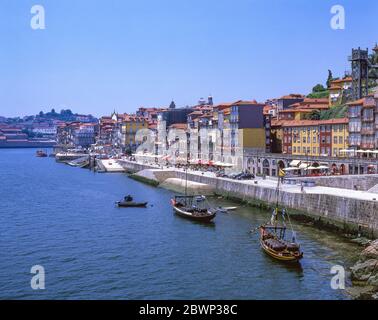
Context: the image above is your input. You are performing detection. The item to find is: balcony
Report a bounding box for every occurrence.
[348,112,360,118]
[361,128,375,135]
[348,127,361,133]
[361,143,375,149]
[362,116,374,122]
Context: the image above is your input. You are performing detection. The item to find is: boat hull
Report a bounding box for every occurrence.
[173,206,216,223]
[117,202,148,208]
[260,239,303,262]
[259,226,303,262]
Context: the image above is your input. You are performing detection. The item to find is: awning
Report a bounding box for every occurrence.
[317,165,329,170]
[283,167,299,171]
[299,163,310,169]
[289,160,301,167]
[214,161,234,167]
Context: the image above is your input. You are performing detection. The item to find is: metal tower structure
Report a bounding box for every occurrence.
[349,46,378,100]
[349,47,369,100]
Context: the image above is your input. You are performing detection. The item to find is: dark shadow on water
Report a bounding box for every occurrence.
[260,250,304,274]
[173,214,216,229]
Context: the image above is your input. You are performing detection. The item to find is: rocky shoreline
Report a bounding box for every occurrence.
[349,239,378,299]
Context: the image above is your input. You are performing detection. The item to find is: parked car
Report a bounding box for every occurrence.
[237,172,255,180]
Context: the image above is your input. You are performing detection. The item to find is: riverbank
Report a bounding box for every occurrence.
[120,160,378,299]
[119,160,378,239]
[1,148,363,300]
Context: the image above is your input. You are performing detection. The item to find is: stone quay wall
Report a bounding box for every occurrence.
[293,174,378,191]
[119,160,378,237]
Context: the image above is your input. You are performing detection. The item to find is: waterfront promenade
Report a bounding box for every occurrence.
[119,159,378,238]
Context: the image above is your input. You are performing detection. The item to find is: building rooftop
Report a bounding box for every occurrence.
[281,118,348,127]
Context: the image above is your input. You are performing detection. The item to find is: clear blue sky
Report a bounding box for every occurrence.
[0,0,377,117]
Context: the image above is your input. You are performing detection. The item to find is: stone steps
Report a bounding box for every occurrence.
[368,184,378,194]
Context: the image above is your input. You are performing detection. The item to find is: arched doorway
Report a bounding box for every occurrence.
[339,164,346,175]
[262,159,270,176]
[331,163,338,175]
[247,158,254,173]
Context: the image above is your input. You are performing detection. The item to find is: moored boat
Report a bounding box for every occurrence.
[171,196,216,223]
[254,170,303,262]
[116,195,147,208]
[117,201,148,208]
[36,150,47,157]
[259,224,303,262]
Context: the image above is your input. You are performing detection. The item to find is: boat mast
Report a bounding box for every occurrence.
[185,166,188,196]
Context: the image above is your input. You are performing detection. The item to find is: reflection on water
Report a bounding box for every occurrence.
[0,149,360,300]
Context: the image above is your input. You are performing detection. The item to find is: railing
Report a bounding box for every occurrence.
[361,143,375,149]
[361,128,375,135]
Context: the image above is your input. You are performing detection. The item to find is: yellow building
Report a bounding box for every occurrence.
[239,128,266,149]
[120,114,149,150]
[330,119,349,157]
[283,118,349,158]
[289,120,320,157]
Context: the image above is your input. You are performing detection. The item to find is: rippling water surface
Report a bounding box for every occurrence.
[0,149,360,299]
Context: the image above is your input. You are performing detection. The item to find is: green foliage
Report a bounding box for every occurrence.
[312,84,326,93]
[318,104,347,120]
[304,109,321,120]
[307,90,329,99]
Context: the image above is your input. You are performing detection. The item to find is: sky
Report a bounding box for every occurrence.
[0,0,377,117]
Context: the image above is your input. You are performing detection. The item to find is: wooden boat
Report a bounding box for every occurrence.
[171,196,216,223]
[259,225,303,262]
[255,170,303,262]
[171,165,216,223]
[36,150,47,157]
[116,201,148,208]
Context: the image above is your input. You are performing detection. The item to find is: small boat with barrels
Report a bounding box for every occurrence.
[254,170,303,262]
[36,150,48,157]
[116,195,147,208]
[171,195,216,223]
[259,218,303,262]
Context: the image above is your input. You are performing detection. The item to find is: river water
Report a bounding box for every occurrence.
[0,149,361,299]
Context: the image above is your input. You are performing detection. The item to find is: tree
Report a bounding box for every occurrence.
[312,84,326,93]
[327,70,334,88]
[39,111,44,117]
